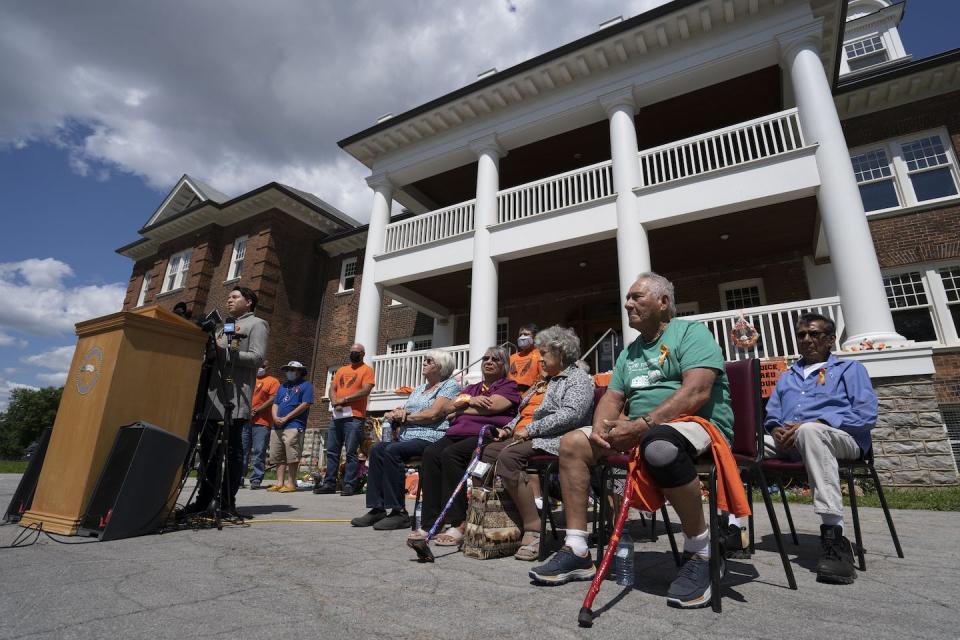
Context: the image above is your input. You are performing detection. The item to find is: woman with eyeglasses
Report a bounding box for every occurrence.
[408,346,520,548]
[350,350,461,530]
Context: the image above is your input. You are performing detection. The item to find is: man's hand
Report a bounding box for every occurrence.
[601,418,649,452]
[589,420,613,449]
[773,423,800,450]
[275,416,287,427]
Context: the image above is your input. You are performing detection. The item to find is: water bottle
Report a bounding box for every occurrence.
[414,501,422,530]
[615,531,635,587]
[381,420,392,443]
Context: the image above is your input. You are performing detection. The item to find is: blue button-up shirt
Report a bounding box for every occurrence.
[764,354,877,455]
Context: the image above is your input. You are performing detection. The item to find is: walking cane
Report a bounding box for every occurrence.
[578,451,638,628]
[408,426,490,563]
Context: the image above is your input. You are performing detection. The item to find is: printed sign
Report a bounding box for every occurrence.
[760,358,788,398]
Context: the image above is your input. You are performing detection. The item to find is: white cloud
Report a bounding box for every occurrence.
[36,371,68,386]
[0,258,125,338]
[0,0,664,221]
[0,379,39,411]
[0,331,26,348]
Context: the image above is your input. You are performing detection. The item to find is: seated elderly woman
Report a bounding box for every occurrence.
[481,325,594,560]
[350,350,461,530]
[407,346,520,548]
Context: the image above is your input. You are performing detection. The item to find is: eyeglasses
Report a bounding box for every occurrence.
[796,330,828,339]
[423,357,435,364]
[481,356,502,362]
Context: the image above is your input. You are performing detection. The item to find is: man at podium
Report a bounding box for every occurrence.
[186,286,269,515]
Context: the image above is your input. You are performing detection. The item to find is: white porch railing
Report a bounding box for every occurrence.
[637,108,806,190]
[371,344,471,394]
[382,200,476,254]
[685,296,843,362]
[496,159,614,224]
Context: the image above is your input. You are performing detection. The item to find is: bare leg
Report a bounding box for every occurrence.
[286,462,299,489]
[276,463,286,488]
[663,478,707,538]
[558,431,601,532]
[504,475,541,533]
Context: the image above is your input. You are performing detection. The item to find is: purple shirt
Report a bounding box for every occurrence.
[444,377,521,437]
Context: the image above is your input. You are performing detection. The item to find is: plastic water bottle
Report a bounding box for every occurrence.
[414,501,422,530]
[381,421,393,443]
[615,531,635,587]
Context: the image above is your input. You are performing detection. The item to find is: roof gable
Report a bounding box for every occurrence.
[144,174,230,227]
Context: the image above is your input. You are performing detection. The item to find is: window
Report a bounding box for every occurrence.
[496,317,509,346]
[387,335,433,354]
[901,136,959,202]
[845,35,888,72]
[851,130,960,213]
[136,272,152,307]
[883,271,938,342]
[227,236,247,281]
[322,365,339,400]
[851,148,900,212]
[161,250,192,293]
[389,298,403,307]
[675,302,700,317]
[338,257,358,293]
[939,265,960,335]
[719,279,766,311]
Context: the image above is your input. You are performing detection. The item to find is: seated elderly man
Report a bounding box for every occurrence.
[764,312,877,585]
[530,272,734,610]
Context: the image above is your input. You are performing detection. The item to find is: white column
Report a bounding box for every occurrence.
[601,87,651,345]
[779,28,904,348]
[467,135,505,376]
[353,174,394,363]
[432,316,455,348]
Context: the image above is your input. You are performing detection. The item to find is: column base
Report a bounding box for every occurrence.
[840,330,908,351]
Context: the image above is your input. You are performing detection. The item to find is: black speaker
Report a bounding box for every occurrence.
[78,422,188,541]
[3,427,53,523]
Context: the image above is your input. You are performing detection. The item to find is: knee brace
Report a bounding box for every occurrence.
[640,424,697,488]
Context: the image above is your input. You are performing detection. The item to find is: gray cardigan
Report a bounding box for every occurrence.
[205,312,269,420]
[505,365,594,456]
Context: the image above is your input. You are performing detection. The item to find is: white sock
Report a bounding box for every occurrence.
[821,513,844,531]
[683,528,711,559]
[725,514,743,528]
[565,529,589,556]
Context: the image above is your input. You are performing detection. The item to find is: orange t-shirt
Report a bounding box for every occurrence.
[332,363,375,417]
[252,375,280,427]
[508,349,542,389]
[514,384,547,431]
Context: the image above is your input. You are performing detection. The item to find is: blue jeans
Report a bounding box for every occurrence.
[322,417,364,489]
[366,438,431,510]
[241,422,270,484]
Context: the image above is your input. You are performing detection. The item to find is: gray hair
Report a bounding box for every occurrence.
[485,346,510,374]
[636,271,676,318]
[425,349,456,379]
[534,325,582,367]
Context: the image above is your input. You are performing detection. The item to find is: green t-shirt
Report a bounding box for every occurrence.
[608,319,733,440]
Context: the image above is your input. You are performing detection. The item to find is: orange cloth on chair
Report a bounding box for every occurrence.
[625,415,751,518]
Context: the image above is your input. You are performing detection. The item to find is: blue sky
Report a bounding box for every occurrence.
[0,0,957,407]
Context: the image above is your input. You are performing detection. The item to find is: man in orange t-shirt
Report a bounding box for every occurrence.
[509,324,543,392]
[315,343,376,496]
[242,362,281,490]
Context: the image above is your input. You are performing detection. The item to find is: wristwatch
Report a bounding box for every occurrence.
[641,415,655,428]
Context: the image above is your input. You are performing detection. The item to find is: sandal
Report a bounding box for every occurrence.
[514,531,541,561]
[406,529,429,543]
[434,525,464,548]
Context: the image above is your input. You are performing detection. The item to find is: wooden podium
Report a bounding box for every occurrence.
[19,305,207,535]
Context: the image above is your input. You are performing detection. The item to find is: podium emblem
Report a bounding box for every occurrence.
[75,346,104,395]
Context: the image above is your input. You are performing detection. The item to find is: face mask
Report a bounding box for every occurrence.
[286,371,300,382]
[257,368,266,377]
[349,352,362,363]
[517,336,534,349]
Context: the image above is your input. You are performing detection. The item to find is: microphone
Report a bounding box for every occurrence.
[223,316,237,337]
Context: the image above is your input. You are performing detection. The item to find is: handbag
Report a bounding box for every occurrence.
[463,460,523,560]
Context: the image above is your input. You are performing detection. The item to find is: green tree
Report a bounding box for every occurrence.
[0,387,62,459]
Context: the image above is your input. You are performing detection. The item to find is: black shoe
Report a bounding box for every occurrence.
[529,546,596,585]
[313,485,336,495]
[340,486,356,497]
[249,481,261,490]
[723,522,750,559]
[373,510,410,530]
[816,524,857,584]
[351,509,387,527]
[667,554,718,609]
[176,502,207,519]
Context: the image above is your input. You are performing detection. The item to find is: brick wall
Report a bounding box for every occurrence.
[869,207,960,268]
[933,352,960,405]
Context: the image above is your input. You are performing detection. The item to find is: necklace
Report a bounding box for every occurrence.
[642,322,668,345]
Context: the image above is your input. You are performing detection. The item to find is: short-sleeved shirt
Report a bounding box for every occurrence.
[398,378,462,443]
[275,380,315,431]
[444,377,521,437]
[332,363,375,418]
[609,319,733,440]
[509,349,543,389]
[252,375,281,427]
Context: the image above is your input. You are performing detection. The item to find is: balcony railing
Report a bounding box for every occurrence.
[383,200,476,254]
[371,344,471,394]
[685,296,843,362]
[638,108,806,190]
[496,159,614,224]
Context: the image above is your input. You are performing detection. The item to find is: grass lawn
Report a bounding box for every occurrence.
[760,486,960,511]
[0,460,28,474]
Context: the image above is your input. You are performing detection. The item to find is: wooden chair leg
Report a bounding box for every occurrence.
[869,463,904,558]
[779,477,799,545]
[846,466,866,571]
[756,466,797,589]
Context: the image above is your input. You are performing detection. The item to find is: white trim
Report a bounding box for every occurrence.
[135,272,152,308]
[719,278,766,311]
[675,301,700,317]
[227,235,248,281]
[322,365,339,401]
[496,317,509,346]
[881,262,960,347]
[387,334,433,354]
[338,256,358,293]
[161,249,192,293]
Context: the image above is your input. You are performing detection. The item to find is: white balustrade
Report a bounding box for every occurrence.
[638,108,806,189]
[382,200,476,254]
[371,345,471,394]
[496,159,615,224]
[685,296,843,362]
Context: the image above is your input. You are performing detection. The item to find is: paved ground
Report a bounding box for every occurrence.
[0,474,957,640]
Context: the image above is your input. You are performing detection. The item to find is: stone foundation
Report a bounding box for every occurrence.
[873,375,959,486]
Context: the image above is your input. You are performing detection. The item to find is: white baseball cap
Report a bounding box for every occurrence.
[281,360,308,372]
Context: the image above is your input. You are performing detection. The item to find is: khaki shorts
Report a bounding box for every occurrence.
[574,420,711,456]
[269,428,304,465]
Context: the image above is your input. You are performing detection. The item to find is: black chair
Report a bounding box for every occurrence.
[406,456,424,531]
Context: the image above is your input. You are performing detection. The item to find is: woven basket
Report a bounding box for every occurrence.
[463,478,522,560]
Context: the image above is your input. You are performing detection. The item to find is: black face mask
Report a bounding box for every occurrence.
[349,352,362,363]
